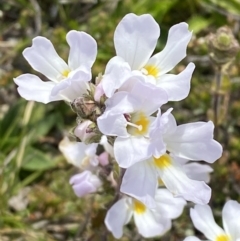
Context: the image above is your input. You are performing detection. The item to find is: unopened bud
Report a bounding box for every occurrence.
[74,120,96,143]
[207,26,240,66]
[69,170,102,198]
[71,96,104,122]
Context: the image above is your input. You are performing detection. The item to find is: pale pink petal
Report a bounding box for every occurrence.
[70,171,101,197]
[66,30,97,70]
[114,13,160,70]
[120,160,157,208]
[114,136,151,168]
[222,200,240,240]
[23,37,69,81]
[105,198,132,239]
[154,189,186,219]
[14,74,61,104]
[190,205,226,240]
[98,152,109,166]
[94,81,105,102]
[156,62,195,101]
[147,22,192,75]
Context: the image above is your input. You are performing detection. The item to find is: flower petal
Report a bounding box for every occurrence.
[105,198,132,239]
[164,119,223,163]
[102,56,132,98]
[222,200,240,240]
[14,74,61,103]
[97,111,129,137]
[134,208,171,238]
[129,79,168,115]
[190,204,226,241]
[70,171,101,197]
[182,162,213,183]
[114,13,160,70]
[154,189,186,219]
[120,160,157,208]
[156,62,195,101]
[51,69,90,101]
[23,37,69,81]
[66,30,97,70]
[148,22,192,75]
[114,136,151,168]
[155,155,211,204]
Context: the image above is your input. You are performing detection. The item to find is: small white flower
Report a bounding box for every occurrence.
[102,13,195,101]
[59,137,99,169]
[14,31,97,103]
[97,78,168,168]
[105,188,186,239]
[190,200,240,241]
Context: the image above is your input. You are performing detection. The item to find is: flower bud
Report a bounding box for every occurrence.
[94,82,105,102]
[74,120,96,143]
[207,26,240,65]
[69,170,102,197]
[71,96,103,122]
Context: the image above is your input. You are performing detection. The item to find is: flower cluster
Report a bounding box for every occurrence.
[15,13,225,239]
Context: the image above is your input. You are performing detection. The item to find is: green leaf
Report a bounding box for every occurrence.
[188,15,212,34]
[22,147,59,171]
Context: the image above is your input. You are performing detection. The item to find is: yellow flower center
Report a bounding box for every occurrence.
[133,200,146,214]
[143,65,159,78]
[216,235,230,241]
[62,69,70,78]
[127,112,150,136]
[154,154,171,169]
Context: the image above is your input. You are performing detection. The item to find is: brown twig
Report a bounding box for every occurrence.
[212,66,222,139]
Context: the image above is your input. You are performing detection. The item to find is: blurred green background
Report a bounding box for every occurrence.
[0,0,240,240]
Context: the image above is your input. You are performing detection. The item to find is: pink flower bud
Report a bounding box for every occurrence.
[74,120,95,142]
[98,151,109,166]
[94,82,105,102]
[69,170,102,197]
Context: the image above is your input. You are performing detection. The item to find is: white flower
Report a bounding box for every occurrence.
[97,78,168,168]
[59,137,99,169]
[105,188,186,239]
[14,31,97,103]
[70,170,102,197]
[120,109,222,206]
[102,13,195,101]
[190,200,240,241]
